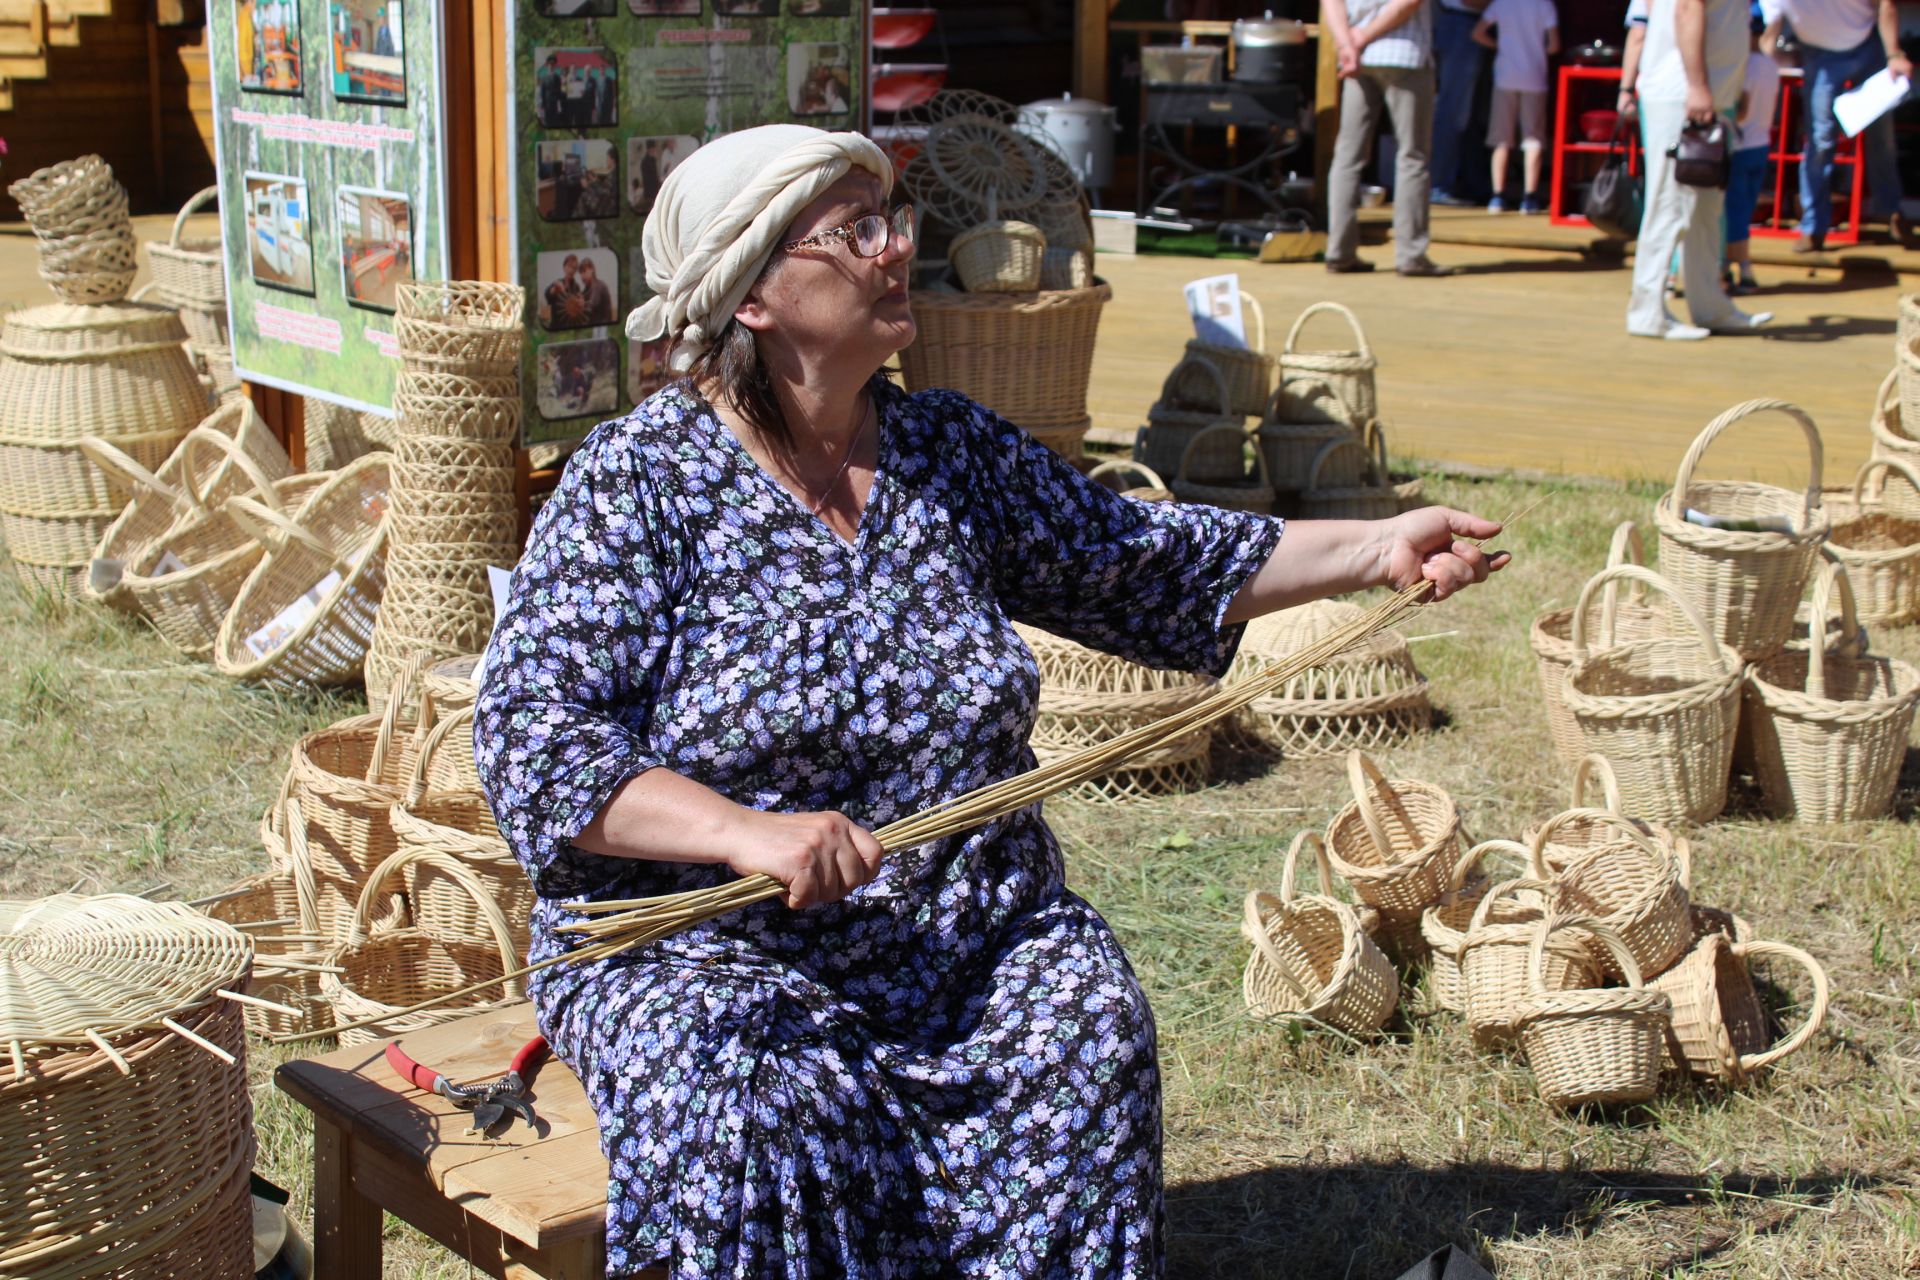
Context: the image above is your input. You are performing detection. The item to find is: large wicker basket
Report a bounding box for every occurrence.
[1562,565,1744,826]
[1646,932,1829,1085]
[1278,301,1377,426]
[897,280,1109,430]
[1824,455,1920,626]
[1323,751,1460,960]
[1651,399,1829,662]
[1515,917,1673,1109]
[1241,832,1399,1035]
[1227,601,1432,758]
[1175,290,1275,417]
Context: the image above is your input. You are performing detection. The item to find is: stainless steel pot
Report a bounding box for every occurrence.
[1017,93,1119,191]
[1232,10,1308,84]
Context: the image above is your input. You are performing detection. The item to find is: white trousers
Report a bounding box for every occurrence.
[1627,96,1740,335]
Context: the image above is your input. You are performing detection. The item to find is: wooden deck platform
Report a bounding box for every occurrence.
[1088,238,1904,490]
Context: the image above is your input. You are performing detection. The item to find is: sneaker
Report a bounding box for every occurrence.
[1707,309,1773,333]
[1487,196,1509,214]
[1519,193,1546,214]
[1628,322,1711,340]
[1730,275,1759,295]
[1432,190,1477,208]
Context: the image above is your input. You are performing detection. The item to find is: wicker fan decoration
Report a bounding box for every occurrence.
[895,89,1088,239]
[0,894,283,1078]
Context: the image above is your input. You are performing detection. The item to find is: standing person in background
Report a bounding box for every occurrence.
[1620,0,1651,119]
[1760,0,1911,250]
[1725,13,1782,291]
[1475,0,1560,212]
[1627,0,1771,339]
[1432,0,1493,206]
[1321,0,1455,275]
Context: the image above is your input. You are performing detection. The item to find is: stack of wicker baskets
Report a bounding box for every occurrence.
[365,281,526,708]
[6,154,140,305]
[147,186,239,404]
[1226,600,1433,758]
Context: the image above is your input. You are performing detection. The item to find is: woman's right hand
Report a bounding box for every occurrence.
[724,807,885,909]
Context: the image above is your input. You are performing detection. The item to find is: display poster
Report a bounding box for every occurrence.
[207,0,451,415]
[508,0,867,449]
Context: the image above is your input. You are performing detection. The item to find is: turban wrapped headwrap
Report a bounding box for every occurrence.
[625,125,893,372]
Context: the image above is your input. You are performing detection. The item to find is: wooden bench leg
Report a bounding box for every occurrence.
[313,1116,384,1280]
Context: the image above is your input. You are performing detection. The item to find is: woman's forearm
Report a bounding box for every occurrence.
[1224,508,1508,624]
[575,765,745,864]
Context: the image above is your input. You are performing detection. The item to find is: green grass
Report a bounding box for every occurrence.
[3,467,1918,1277]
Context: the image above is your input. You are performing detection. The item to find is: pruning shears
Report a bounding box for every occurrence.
[384,1035,549,1138]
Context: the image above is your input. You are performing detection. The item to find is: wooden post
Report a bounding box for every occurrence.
[1074,0,1111,103]
[311,1118,383,1280]
[1314,5,1340,218]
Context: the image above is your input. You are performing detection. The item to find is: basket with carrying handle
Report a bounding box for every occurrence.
[1364,420,1425,513]
[1138,355,1246,480]
[1295,437,1398,522]
[1902,294,1920,348]
[410,660,488,794]
[1868,367,1920,518]
[1171,423,1275,513]
[1241,832,1399,1034]
[1226,601,1432,759]
[1421,838,1534,1016]
[1457,876,1595,1049]
[1516,916,1673,1108]
[898,279,1110,430]
[1255,375,1359,495]
[1323,750,1461,960]
[321,846,527,1047]
[147,185,226,310]
[1652,399,1829,662]
[1175,290,1275,417]
[1744,559,1920,822]
[1823,455,1920,625]
[1647,931,1829,1085]
[1526,810,1693,981]
[1085,458,1174,503]
[1278,301,1377,426]
[950,219,1047,293]
[1562,564,1745,826]
[1520,753,1674,874]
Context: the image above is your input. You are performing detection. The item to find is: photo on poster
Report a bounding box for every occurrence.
[535,47,617,129]
[538,0,615,13]
[788,42,850,115]
[626,135,698,216]
[336,187,413,312]
[236,0,304,95]
[328,0,404,104]
[627,336,674,404]
[788,0,850,13]
[713,0,777,13]
[244,172,317,296]
[536,247,619,331]
[629,0,700,12]
[538,338,620,421]
[537,140,619,221]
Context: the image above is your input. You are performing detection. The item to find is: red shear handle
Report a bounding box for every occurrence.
[385,1040,444,1093]
[509,1035,549,1078]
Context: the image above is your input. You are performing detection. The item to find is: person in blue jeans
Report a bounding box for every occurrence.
[1432,0,1491,205]
[1725,18,1783,291]
[1760,0,1912,250]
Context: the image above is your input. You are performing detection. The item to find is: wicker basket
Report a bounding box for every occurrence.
[1869,368,1920,517]
[1175,290,1275,417]
[197,811,329,1039]
[950,219,1047,293]
[1825,455,1920,625]
[213,453,390,688]
[1421,838,1535,1016]
[1278,301,1377,426]
[1323,751,1461,960]
[1295,437,1398,522]
[1085,459,1174,503]
[1025,417,1090,462]
[7,154,141,305]
[898,280,1109,430]
[1241,832,1399,1034]
[393,380,522,446]
[1365,420,1426,513]
[1171,423,1275,513]
[1745,561,1920,822]
[321,846,526,1046]
[1256,376,1359,495]
[1228,601,1432,758]
[1527,810,1692,981]
[1038,245,1093,292]
[148,185,226,309]
[1138,355,1245,480]
[306,399,399,470]
[1521,753,1675,875]
[1902,294,1920,348]
[1516,917,1673,1108]
[1563,564,1745,826]
[0,301,206,442]
[1647,932,1829,1085]
[1457,877,1596,1049]
[411,671,487,794]
[1652,399,1830,662]
[394,313,525,371]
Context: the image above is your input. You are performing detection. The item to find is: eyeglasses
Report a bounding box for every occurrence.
[780,203,916,259]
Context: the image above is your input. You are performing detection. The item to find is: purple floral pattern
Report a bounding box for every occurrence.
[476,381,1282,1278]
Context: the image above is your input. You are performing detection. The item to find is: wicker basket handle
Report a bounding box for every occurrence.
[173,400,268,508]
[1263,375,1353,427]
[1595,520,1649,636]
[1086,458,1167,493]
[1465,875,1554,934]
[403,703,475,808]
[1344,750,1424,865]
[1241,888,1311,998]
[1729,939,1831,1073]
[367,653,429,785]
[223,494,356,573]
[1870,364,1900,432]
[1238,290,1267,352]
[1801,559,1862,700]
[1569,564,1731,675]
[170,184,220,248]
[1176,423,1251,485]
[1160,354,1232,417]
[281,796,322,939]
[1280,830,1338,902]
[1447,838,1531,893]
[1529,913,1637,993]
[179,422,289,515]
[1850,452,1920,512]
[1524,807,1663,880]
[75,435,187,514]
[1305,437,1379,493]
[1283,300,1371,359]
[1670,399,1824,529]
[1570,753,1624,814]
[348,846,523,996]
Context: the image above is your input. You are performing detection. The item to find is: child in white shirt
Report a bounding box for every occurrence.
[1474,0,1561,212]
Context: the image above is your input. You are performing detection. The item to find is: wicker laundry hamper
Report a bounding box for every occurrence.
[1520,754,1674,874]
[1174,290,1275,417]
[1562,565,1744,826]
[1085,459,1174,503]
[1171,423,1275,513]
[1745,561,1920,822]
[1295,437,1398,521]
[899,280,1109,430]
[1457,877,1596,1049]
[1421,838,1535,1016]
[1255,375,1359,496]
[322,847,527,1047]
[1824,456,1920,625]
[1647,931,1829,1085]
[0,894,256,1279]
[1515,917,1672,1108]
[1018,621,1217,802]
[213,453,390,688]
[1138,355,1246,481]
[1652,399,1829,662]
[7,155,140,305]
[1241,832,1399,1034]
[1364,420,1426,513]
[1323,751,1461,960]
[1227,601,1432,758]
[1526,810,1693,981]
[1278,301,1377,426]
[950,220,1047,293]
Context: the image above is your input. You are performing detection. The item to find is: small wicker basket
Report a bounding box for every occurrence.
[1520,753,1674,875]
[1868,368,1920,518]
[1241,832,1399,1034]
[950,219,1047,293]
[1646,932,1829,1085]
[1085,459,1174,503]
[1255,375,1358,495]
[1138,355,1245,480]
[1175,290,1275,417]
[1457,876,1594,1049]
[1364,420,1425,513]
[197,802,330,1039]
[1295,437,1398,522]
[7,154,141,304]
[147,185,226,310]
[1323,751,1461,960]
[1515,917,1673,1109]
[1526,810,1692,981]
[1171,422,1274,513]
[1421,838,1534,1016]
[1824,455,1920,626]
[1278,301,1377,426]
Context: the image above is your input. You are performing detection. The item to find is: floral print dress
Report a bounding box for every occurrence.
[475,381,1282,1279]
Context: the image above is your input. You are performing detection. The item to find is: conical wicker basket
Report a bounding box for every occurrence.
[1563,565,1744,826]
[1323,751,1461,960]
[898,279,1109,430]
[1175,290,1274,417]
[1241,832,1399,1034]
[950,219,1047,293]
[1085,459,1174,503]
[1295,437,1398,522]
[1421,838,1534,1015]
[1526,810,1692,981]
[1227,601,1432,758]
[1278,301,1377,426]
[1651,399,1829,662]
[1256,375,1358,495]
[1515,917,1673,1109]
[321,846,527,1047]
[1172,422,1275,513]
[147,185,226,310]
[1457,876,1595,1049]
[1138,355,1245,480]
[1519,754,1674,875]
[1745,561,1920,822]
[1824,455,1920,625]
[1646,932,1829,1085]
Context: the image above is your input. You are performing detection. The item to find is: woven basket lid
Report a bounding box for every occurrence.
[0,301,189,358]
[0,894,251,1049]
[1241,600,1417,671]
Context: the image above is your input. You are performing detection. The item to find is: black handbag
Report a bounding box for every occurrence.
[1669,119,1732,189]
[1584,120,1643,238]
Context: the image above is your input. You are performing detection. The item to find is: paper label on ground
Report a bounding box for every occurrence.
[1835,68,1910,137]
[1184,273,1247,348]
[151,550,192,578]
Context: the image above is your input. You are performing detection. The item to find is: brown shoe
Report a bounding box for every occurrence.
[1890,212,1917,248]
[1791,233,1826,253]
[1325,258,1376,274]
[1397,256,1455,277]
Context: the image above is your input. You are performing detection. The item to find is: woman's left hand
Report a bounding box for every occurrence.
[1377,507,1510,600]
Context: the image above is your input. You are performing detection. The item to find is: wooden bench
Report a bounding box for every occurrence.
[276,1005,665,1279]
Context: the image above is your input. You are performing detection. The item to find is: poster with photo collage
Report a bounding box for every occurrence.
[508,0,867,448]
[207,0,451,414]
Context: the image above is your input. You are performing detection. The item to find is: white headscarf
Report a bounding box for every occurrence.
[624,125,893,371]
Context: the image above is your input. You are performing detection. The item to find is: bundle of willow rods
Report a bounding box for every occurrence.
[281,577,1442,1044]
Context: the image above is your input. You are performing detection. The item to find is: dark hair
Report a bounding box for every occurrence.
[688,319,793,452]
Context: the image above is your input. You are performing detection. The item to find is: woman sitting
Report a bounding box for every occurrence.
[476,123,1507,1279]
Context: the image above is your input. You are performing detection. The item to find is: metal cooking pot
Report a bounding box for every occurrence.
[1564,39,1622,66]
[1232,10,1308,84]
[1017,93,1119,191]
